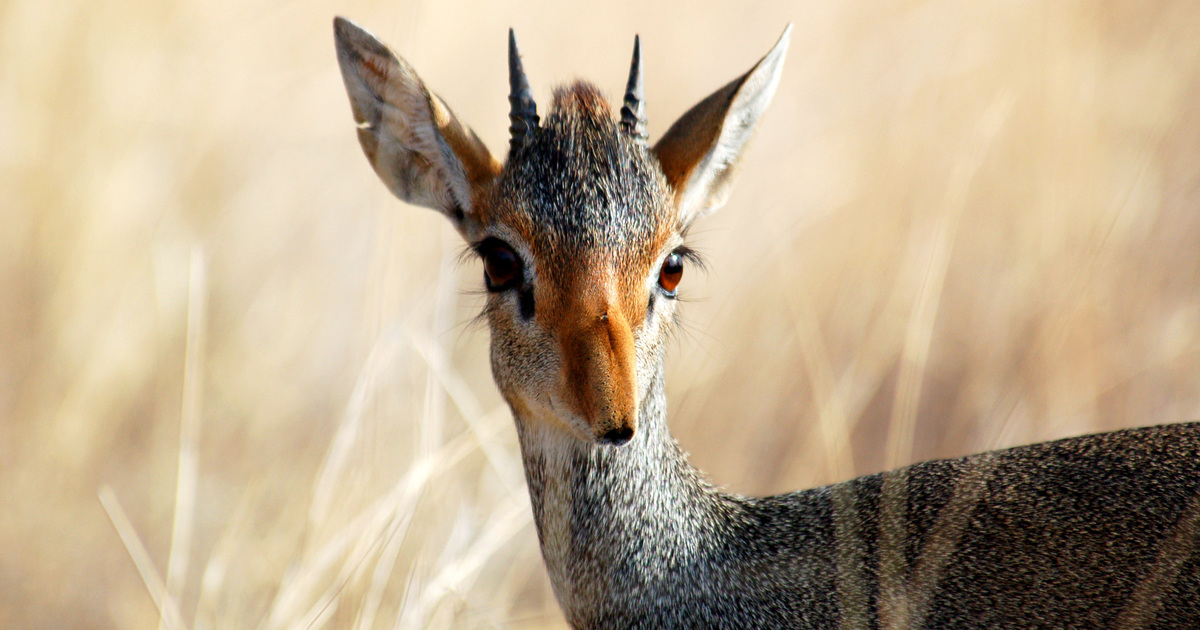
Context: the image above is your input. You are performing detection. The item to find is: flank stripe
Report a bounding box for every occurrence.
[833,481,870,630]
[1114,477,1200,630]
[877,452,998,630]
[905,453,998,630]
[877,468,910,629]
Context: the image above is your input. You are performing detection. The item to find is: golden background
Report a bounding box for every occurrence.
[4,1,1200,627]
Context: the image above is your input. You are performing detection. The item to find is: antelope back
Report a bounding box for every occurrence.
[802,422,1200,629]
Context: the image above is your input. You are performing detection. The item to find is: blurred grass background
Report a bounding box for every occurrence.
[3,0,1200,627]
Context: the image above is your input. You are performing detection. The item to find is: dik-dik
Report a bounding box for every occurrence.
[333,17,1200,629]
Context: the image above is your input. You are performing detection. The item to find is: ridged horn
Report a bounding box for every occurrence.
[620,34,647,144]
[508,28,539,149]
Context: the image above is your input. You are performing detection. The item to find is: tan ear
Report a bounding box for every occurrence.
[334,17,500,235]
[653,25,791,227]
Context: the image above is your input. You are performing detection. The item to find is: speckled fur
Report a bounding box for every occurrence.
[471,88,1200,629]
[334,20,1200,628]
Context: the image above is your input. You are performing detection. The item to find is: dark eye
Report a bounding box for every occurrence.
[479,239,523,291]
[658,252,684,296]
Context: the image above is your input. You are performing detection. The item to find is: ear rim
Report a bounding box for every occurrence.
[333,17,500,234]
[652,24,792,227]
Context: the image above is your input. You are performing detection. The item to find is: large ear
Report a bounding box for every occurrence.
[652,25,791,227]
[334,17,501,236]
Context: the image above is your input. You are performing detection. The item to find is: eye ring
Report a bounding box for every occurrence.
[658,252,684,296]
[478,238,523,292]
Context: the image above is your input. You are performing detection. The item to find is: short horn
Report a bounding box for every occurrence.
[620,34,647,144]
[508,28,539,149]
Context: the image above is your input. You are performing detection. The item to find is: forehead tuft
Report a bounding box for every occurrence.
[551,82,612,122]
[493,82,672,266]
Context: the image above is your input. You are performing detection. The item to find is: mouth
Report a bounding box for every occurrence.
[544,396,637,446]
[542,396,602,442]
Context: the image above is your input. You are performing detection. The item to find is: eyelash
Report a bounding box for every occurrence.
[658,246,703,297]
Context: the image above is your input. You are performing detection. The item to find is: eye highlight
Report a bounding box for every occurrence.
[478,238,523,292]
[658,252,684,296]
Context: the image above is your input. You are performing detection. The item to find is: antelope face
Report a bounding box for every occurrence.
[334,17,788,446]
[475,86,685,445]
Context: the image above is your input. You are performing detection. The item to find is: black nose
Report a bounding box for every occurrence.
[600,426,634,445]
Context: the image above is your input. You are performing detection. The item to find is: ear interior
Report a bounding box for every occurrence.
[653,25,792,226]
[334,17,499,232]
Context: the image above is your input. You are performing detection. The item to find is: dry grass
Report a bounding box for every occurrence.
[4,1,1200,628]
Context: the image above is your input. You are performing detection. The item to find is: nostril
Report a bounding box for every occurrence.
[601,426,634,445]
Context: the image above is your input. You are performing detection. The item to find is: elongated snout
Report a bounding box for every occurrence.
[561,307,638,445]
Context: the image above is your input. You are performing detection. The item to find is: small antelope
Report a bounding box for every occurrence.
[334,17,1200,628]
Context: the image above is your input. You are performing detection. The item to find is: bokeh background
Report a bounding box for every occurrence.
[5,1,1200,627]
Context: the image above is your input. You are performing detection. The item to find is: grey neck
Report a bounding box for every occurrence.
[513,369,730,622]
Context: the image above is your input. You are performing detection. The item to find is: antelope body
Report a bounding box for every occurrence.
[333,17,1200,628]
